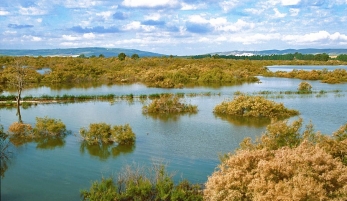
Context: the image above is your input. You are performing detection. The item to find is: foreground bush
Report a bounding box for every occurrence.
[80,123,136,145]
[204,119,347,201]
[142,94,198,114]
[214,94,299,118]
[204,142,347,201]
[81,163,203,201]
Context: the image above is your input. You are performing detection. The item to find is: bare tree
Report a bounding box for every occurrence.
[7,58,29,122]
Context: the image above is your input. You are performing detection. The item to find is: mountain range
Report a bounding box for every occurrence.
[0,47,164,57]
[1,47,347,57]
[213,48,347,56]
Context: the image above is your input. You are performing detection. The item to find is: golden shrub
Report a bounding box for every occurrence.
[214,95,299,118]
[204,141,347,201]
[142,94,197,114]
[8,122,33,137]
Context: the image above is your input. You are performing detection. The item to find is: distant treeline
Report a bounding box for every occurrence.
[190,53,347,61]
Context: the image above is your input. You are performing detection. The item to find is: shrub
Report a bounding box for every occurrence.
[298,81,312,93]
[142,94,198,114]
[204,141,347,201]
[111,124,136,145]
[81,163,203,201]
[80,123,136,145]
[214,94,299,118]
[8,122,33,137]
[33,116,67,137]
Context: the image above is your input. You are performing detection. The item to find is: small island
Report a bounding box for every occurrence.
[142,94,198,114]
[214,94,299,119]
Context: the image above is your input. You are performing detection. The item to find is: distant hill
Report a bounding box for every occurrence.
[213,49,347,56]
[0,47,164,57]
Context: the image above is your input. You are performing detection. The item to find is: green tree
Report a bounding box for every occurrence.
[131,54,139,60]
[118,53,126,61]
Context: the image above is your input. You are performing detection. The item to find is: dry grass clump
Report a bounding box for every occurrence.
[205,119,347,201]
[214,94,299,118]
[142,94,197,114]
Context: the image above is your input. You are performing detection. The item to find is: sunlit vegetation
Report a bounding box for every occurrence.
[297,81,312,93]
[265,68,347,84]
[142,94,197,114]
[80,123,136,145]
[204,119,347,201]
[8,117,66,138]
[1,56,347,89]
[81,163,203,201]
[214,94,299,118]
[0,56,269,88]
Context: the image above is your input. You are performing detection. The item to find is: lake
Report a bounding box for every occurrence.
[1,70,347,200]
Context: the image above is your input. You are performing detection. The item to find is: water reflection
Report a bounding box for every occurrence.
[80,141,135,161]
[0,132,12,178]
[9,135,66,150]
[214,114,271,128]
[143,112,197,122]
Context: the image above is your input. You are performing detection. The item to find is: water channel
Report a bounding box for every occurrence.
[1,65,347,200]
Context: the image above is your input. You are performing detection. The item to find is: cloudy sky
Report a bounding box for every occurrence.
[1,0,347,55]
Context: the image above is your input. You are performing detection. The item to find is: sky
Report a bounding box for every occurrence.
[0,0,347,55]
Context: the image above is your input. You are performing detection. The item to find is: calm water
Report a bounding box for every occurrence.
[267,65,347,72]
[1,70,347,200]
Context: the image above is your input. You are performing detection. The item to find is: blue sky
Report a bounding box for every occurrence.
[1,0,347,55]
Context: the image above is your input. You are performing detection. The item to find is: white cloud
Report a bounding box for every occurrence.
[83,33,95,39]
[281,0,301,6]
[180,2,206,10]
[63,0,98,8]
[273,8,287,18]
[62,35,79,41]
[187,15,254,33]
[0,9,10,16]
[96,11,113,21]
[122,21,155,32]
[244,8,264,15]
[121,0,179,8]
[230,33,281,44]
[144,13,162,21]
[23,35,42,41]
[19,6,47,15]
[219,0,240,12]
[283,31,347,44]
[289,8,300,16]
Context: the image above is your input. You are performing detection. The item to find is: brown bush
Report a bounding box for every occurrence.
[204,141,347,201]
[214,94,299,119]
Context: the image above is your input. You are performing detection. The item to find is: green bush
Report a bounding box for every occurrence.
[80,123,136,145]
[214,94,299,118]
[143,94,198,114]
[81,163,203,201]
[298,81,312,93]
[33,116,67,137]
